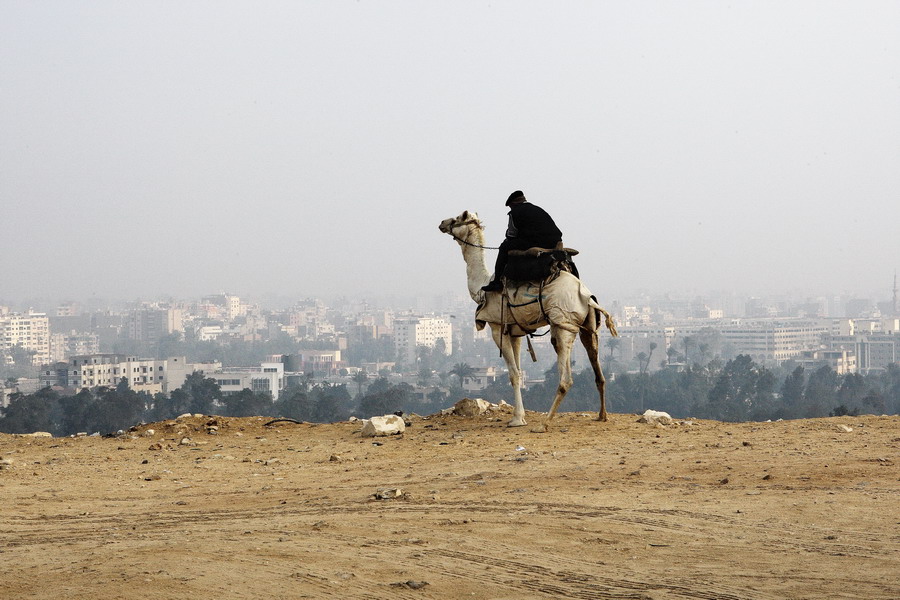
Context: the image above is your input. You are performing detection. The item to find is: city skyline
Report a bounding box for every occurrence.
[1,275,899,317]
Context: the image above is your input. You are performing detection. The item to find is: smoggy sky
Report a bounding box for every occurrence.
[2,1,898,307]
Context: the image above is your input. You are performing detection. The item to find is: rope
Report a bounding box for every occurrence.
[451,231,500,250]
[450,218,500,250]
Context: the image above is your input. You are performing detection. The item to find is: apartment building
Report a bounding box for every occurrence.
[49,331,100,363]
[280,350,345,376]
[718,319,831,363]
[0,310,51,365]
[212,362,284,400]
[794,349,857,375]
[40,355,220,395]
[199,294,246,321]
[460,366,501,392]
[826,334,899,373]
[393,316,452,364]
[126,307,183,343]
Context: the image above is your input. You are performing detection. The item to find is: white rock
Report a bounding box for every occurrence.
[837,424,853,433]
[637,410,673,426]
[374,487,403,500]
[143,429,155,437]
[23,431,53,438]
[360,415,406,437]
[452,397,491,417]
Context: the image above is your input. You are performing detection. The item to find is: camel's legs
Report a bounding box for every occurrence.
[491,324,526,426]
[546,327,578,423]
[579,328,608,421]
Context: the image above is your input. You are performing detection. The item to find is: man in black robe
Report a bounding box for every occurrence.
[481,190,563,292]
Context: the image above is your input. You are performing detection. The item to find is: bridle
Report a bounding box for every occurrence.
[449,219,500,250]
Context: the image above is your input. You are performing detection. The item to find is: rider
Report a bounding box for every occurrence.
[481,190,563,292]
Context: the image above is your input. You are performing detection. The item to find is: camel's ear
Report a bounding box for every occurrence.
[461,210,469,220]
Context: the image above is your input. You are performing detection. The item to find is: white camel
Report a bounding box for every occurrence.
[439,210,618,429]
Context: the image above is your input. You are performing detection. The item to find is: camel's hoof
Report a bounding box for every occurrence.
[596,413,608,422]
[530,424,548,433]
[507,419,527,427]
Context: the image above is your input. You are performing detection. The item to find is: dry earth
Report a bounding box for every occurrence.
[1,407,898,600]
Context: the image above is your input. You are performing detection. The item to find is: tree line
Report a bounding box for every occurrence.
[521,356,900,422]
[0,372,447,436]
[3,356,897,436]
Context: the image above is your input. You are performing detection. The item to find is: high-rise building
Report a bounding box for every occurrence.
[126,307,183,343]
[393,316,452,364]
[0,310,50,365]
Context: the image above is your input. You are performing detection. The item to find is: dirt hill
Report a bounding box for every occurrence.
[1,407,897,600]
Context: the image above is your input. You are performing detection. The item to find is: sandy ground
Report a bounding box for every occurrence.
[1,407,897,600]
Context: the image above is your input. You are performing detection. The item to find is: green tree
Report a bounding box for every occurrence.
[604,337,622,372]
[681,336,695,367]
[86,381,145,434]
[674,365,714,417]
[58,388,95,435]
[221,389,275,418]
[0,389,58,434]
[836,373,867,413]
[802,366,839,418]
[275,388,313,421]
[449,363,475,389]
[181,372,221,415]
[882,363,900,414]
[706,355,775,422]
[779,365,806,416]
[311,384,352,423]
[351,370,368,397]
[357,382,414,417]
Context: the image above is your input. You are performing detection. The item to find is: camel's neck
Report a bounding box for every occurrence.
[458,228,491,302]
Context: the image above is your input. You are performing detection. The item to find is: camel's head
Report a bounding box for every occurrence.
[438,210,482,245]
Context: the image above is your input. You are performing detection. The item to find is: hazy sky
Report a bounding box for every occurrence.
[2,1,898,307]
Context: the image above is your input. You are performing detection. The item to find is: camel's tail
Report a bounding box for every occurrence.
[597,306,618,337]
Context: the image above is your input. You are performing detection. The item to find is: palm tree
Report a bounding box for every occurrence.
[681,336,695,366]
[351,370,368,397]
[637,342,656,375]
[604,337,622,371]
[666,346,679,366]
[698,343,711,365]
[449,362,475,389]
[418,367,433,387]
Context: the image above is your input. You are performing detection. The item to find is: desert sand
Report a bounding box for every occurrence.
[1,407,897,600]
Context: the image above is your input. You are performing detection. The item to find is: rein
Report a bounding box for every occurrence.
[451,220,500,250]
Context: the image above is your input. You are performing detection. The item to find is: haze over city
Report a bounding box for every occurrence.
[2,1,898,307]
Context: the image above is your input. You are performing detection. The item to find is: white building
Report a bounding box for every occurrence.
[719,319,831,363]
[200,294,247,321]
[393,316,452,365]
[40,354,220,395]
[212,362,284,400]
[460,366,502,392]
[0,310,51,365]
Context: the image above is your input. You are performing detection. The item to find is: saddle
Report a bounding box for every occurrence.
[504,242,580,283]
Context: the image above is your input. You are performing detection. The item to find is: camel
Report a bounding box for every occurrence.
[439,210,618,430]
